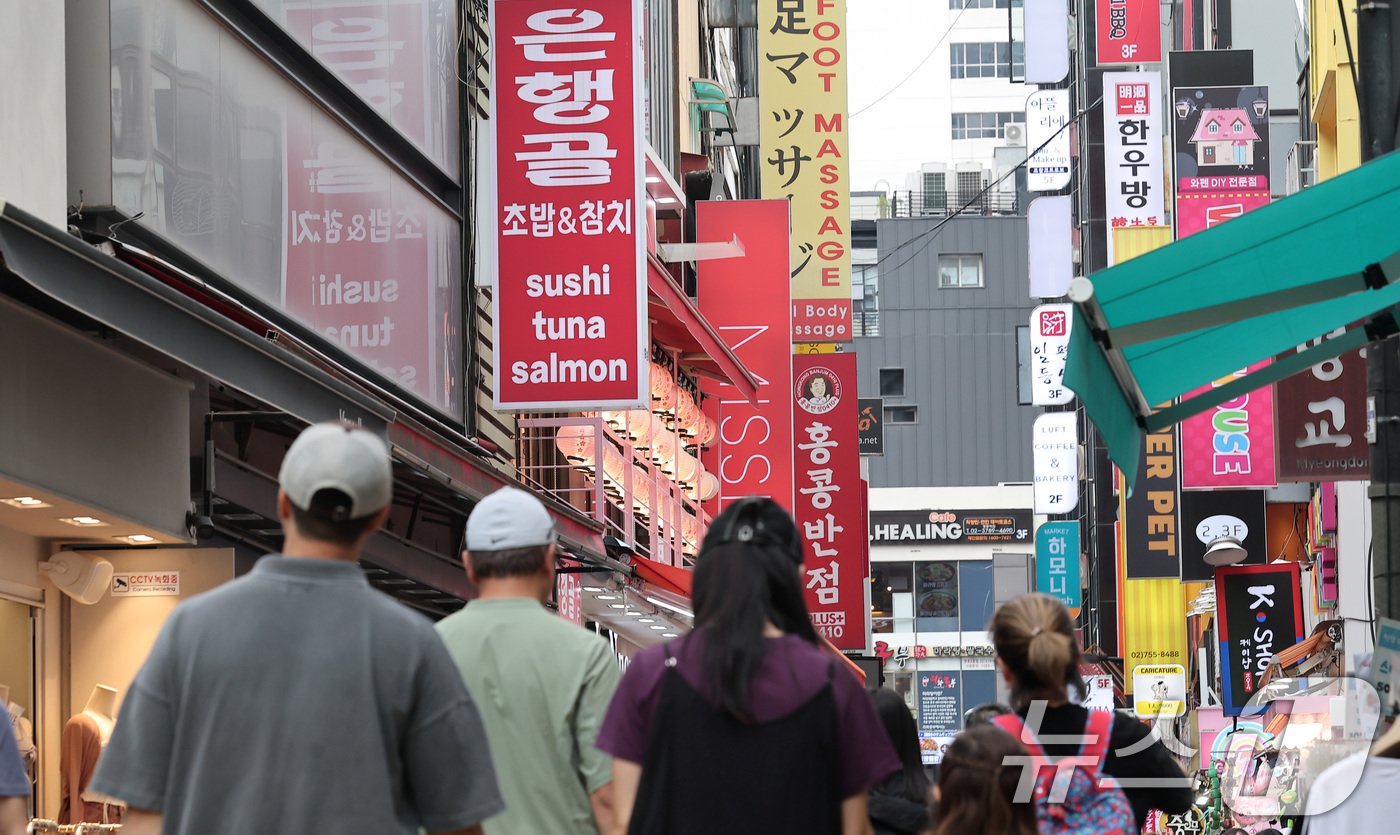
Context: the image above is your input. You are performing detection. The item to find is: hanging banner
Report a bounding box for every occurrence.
[1277,330,1370,481]
[697,200,795,512]
[759,0,852,342]
[1026,89,1072,191]
[1180,363,1277,489]
[1033,412,1080,514]
[1172,85,1272,239]
[1031,304,1074,405]
[1120,578,1188,695]
[1028,197,1073,298]
[793,351,866,650]
[492,0,648,410]
[1096,0,1162,65]
[1120,423,1180,578]
[1179,489,1267,582]
[1102,72,1165,265]
[1216,563,1305,715]
[857,396,884,455]
[1036,521,1082,611]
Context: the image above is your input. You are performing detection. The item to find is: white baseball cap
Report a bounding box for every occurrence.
[466,487,556,551]
[278,422,393,520]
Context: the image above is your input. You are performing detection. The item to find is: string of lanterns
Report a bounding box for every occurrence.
[554,360,718,553]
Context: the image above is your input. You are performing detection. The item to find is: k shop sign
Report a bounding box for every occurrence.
[492,1,648,410]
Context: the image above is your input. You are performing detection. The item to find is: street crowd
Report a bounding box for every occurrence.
[0,421,1361,835]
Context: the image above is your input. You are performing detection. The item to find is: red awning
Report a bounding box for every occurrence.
[647,255,760,403]
[631,555,865,683]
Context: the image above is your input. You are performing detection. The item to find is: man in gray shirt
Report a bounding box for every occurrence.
[90,422,504,835]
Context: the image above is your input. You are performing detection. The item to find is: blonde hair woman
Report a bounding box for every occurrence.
[988,593,1193,830]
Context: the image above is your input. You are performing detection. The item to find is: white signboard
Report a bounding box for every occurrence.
[111,571,180,598]
[1133,663,1187,717]
[1082,673,1116,712]
[1033,412,1080,514]
[1031,304,1073,405]
[1102,72,1165,265]
[1026,89,1072,191]
[1028,197,1073,298]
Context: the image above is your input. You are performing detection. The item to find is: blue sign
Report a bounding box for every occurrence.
[1035,522,1081,610]
[1374,617,1400,718]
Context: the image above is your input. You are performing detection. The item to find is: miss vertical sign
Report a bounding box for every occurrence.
[492,1,648,410]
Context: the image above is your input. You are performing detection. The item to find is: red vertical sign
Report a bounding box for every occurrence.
[697,200,794,513]
[793,351,865,649]
[283,3,452,414]
[492,0,648,410]
[1096,0,1162,65]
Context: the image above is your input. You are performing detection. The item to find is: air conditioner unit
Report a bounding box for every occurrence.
[1003,122,1026,145]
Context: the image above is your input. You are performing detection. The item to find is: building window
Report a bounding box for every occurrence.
[885,405,919,424]
[879,368,905,397]
[939,254,984,288]
[853,264,880,337]
[921,172,947,213]
[949,0,1024,8]
[871,562,914,633]
[950,42,1024,79]
[951,111,1022,140]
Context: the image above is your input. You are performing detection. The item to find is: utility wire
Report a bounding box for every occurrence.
[874,94,1103,276]
[850,0,975,119]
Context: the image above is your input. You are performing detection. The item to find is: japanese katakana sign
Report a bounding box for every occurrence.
[759,0,853,342]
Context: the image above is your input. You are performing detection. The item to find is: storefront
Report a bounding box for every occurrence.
[868,485,1038,763]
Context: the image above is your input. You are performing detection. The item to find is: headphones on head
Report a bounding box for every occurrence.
[708,496,803,565]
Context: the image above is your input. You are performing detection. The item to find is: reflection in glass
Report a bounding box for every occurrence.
[110,0,463,418]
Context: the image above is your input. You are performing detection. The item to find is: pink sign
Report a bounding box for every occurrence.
[1175,190,1272,238]
[1180,362,1277,489]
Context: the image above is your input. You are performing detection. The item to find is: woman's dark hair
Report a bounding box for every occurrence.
[692,497,817,723]
[990,593,1086,710]
[872,688,931,804]
[932,725,1038,835]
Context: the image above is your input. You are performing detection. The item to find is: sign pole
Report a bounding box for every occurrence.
[1361,1,1400,624]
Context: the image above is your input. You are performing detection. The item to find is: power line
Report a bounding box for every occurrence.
[850,0,975,119]
[873,95,1103,277]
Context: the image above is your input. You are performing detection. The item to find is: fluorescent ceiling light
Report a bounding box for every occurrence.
[59,516,108,527]
[655,196,678,205]
[645,176,661,184]
[608,603,626,609]
[649,624,667,630]
[2,496,51,509]
[118,534,156,544]
[637,618,656,624]
[594,594,617,601]
[661,632,678,638]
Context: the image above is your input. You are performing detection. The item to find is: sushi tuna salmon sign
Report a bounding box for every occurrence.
[491,0,649,410]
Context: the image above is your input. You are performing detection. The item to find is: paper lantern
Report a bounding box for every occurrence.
[651,426,678,470]
[695,414,718,447]
[675,389,701,436]
[649,362,678,414]
[554,425,597,467]
[695,471,720,502]
[673,448,701,484]
[627,409,657,444]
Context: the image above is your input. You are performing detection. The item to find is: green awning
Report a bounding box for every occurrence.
[1066,149,1400,481]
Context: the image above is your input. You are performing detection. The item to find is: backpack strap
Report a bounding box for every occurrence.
[991,712,1049,759]
[1079,709,1114,769]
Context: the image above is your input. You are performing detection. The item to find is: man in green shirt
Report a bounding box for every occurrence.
[437,488,621,835]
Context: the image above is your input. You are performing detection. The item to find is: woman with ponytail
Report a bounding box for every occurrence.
[989,593,1192,829]
[931,725,1039,835]
[597,497,899,835]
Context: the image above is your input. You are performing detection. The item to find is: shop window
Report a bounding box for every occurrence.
[939,253,984,288]
[879,368,905,397]
[871,561,914,633]
[914,561,960,631]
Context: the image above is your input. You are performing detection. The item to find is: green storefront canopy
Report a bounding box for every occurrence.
[1065,148,1400,481]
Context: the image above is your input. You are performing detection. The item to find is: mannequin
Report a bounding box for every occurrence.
[59,685,124,825]
[0,683,35,782]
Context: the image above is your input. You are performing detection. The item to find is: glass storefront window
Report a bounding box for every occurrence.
[249,0,462,178]
[871,561,913,633]
[914,561,960,631]
[111,0,463,418]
